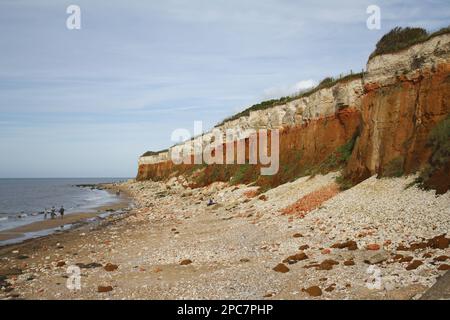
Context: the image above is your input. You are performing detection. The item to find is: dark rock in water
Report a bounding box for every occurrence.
[76,262,102,269]
[97,285,113,293]
[104,263,119,272]
[406,260,423,270]
[180,259,192,266]
[273,263,290,273]
[303,286,322,297]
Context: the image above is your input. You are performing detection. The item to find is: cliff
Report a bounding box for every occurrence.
[137,31,450,193]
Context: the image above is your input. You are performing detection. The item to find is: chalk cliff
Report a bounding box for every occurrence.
[137,32,450,193]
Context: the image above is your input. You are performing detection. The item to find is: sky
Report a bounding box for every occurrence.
[0,0,449,178]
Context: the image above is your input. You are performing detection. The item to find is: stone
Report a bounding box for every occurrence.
[298,245,310,250]
[240,258,250,263]
[364,250,389,264]
[438,264,450,271]
[56,261,66,267]
[399,256,414,263]
[317,259,339,270]
[428,234,450,249]
[293,233,303,238]
[366,244,380,251]
[76,262,102,269]
[331,240,358,251]
[283,253,308,264]
[321,249,331,255]
[405,260,423,270]
[104,263,119,272]
[344,260,355,266]
[325,284,336,292]
[273,263,290,273]
[303,286,322,297]
[433,255,449,262]
[97,285,113,293]
[180,259,192,265]
[17,255,29,260]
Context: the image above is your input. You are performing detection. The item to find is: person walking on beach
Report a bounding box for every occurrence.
[44,208,48,220]
[59,206,65,219]
[51,206,56,219]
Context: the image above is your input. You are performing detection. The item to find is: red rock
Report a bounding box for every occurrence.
[293,233,303,238]
[56,261,66,267]
[324,284,336,292]
[321,249,331,255]
[180,259,192,265]
[283,252,308,264]
[434,255,449,262]
[104,263,118,272]
[344,260,355,266]
[317,259,339,271]
[438,264,450,271]
[97,285,113,293]
[422,253,432,258]
[258,195,268,201]
[303,286,322,297]
[428,234,450,249]
[366,244,380,251]
[273,263,290,273]
[405,260,423,270]
[331,240,358,251]
[399,256,414,263]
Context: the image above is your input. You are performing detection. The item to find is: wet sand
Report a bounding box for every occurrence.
[0,184,131,243]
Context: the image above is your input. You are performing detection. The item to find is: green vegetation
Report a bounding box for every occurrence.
[141,149,168,157]
[216,72,364,126]
[381,157,405,178]
[413,115,450,191]
[369,25,450,59]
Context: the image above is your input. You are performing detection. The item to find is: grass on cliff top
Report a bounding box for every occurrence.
[369,25,450,60]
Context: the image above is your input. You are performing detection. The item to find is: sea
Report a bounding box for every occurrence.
[0,178,129,233]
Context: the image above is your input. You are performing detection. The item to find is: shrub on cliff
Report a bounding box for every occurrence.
[413,115,450,194]
[369,25,450,59]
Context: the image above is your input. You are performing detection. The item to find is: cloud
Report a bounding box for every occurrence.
[262,79,317,99]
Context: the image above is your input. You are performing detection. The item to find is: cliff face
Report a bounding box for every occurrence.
[347,63,450,182]
[137,33,450,192]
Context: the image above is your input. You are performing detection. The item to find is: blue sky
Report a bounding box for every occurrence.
[0,0,449,178]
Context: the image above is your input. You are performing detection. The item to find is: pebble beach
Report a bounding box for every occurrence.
[0,173,449,300]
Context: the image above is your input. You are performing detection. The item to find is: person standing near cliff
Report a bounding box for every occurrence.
[59,206,65,219]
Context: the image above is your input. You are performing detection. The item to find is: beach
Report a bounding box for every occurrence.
[0,173,449,300]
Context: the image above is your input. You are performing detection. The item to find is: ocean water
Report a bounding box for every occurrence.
[0,178,129,232]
